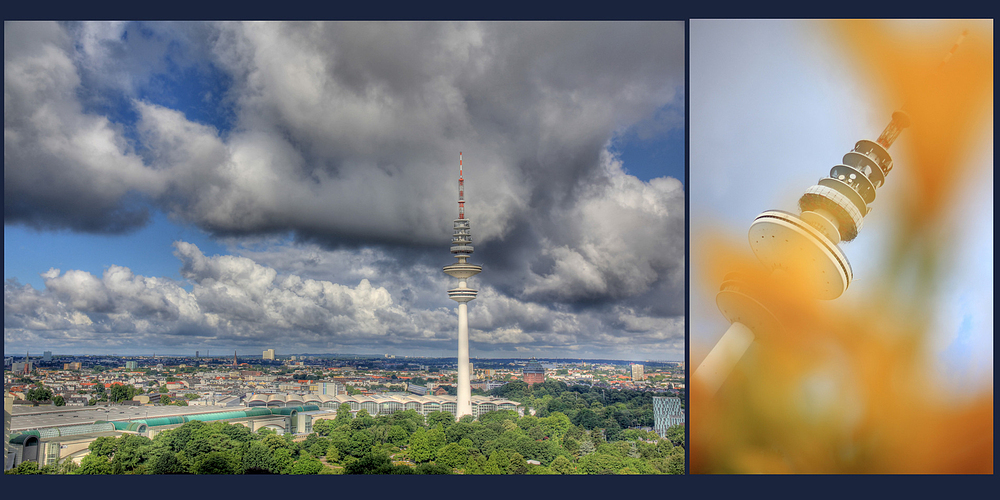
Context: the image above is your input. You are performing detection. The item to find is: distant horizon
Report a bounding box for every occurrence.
[6,352,682,363]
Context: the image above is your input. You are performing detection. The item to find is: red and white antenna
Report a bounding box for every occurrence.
[458,152,465,220]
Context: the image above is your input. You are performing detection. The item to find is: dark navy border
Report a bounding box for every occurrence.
[5,0,995,495]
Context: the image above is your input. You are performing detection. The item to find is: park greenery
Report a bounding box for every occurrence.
[7,403,683,475]
[86,383,142,406]
[489,380,684,445]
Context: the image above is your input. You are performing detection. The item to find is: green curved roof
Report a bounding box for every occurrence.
[112,421,147,432]
[9,431,40,444]
[187,411,250,422]
[141,416,189,427]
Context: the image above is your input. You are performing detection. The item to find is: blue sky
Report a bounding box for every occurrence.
[4,21,685,359]
[690,19,993,392]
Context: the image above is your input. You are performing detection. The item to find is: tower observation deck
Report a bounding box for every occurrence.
[443,152,481,418]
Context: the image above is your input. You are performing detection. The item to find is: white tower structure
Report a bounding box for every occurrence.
[694,31,970,398]
[443,152,482,419]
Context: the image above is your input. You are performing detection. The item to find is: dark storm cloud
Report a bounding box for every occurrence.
[5,22,685,356]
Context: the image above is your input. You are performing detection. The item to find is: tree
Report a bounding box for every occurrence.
[408,428,433,463]
[577,453,625,475]
[313,418,335,436]
[665,424,684,448]
[666,449,684,475]
[478,409,518,426]
[550,455,575,474]
[325,444,341,464]
[7,461,41,474]
[271,448,294,474]
[350,409,376,430]
[427,411,455,429]
[108,383,138,403]
[77,453,112,475]
[445,421,475,443]
[194,451,239,474]
[344,429,376,458]
[464,454,487,474]
[539,412,572,440]
[435,443,468,470]
[572,408,601,430]
[262,433,289,453]
[242,441,275,474]
[426,426,447,456]
[344,452,412,475]
[52,395,66,406]
[148,452,185,474]
[484,449,509,475]
[507,452,528,475]
[25,385,53,403]
[290,455,324,475]
[89,436,118,457]
[111,434,151,474]
[415,462,452,474]
[387,425,409,447]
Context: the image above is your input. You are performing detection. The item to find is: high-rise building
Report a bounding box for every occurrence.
[263,349,276,360]
[653,396,684,438]
[310,381,344,396]
[125,361,138,370]
[442,152,482,419]
[43,351,52,362]
[631,364,644,382]
[523,358,545,386]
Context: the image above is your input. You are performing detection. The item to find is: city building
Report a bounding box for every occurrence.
[125,361,138,370]
[4,396,12,470]
[471,380,507,392]
[5,404,329,469]
[309,381,344,396]
[631,364,644,382]
[12,362,33,374]
[43,352,52,362]
[523,358,545,386]
[63,362,82,371]
[263,349,276,360]
[442,152,482,419]
[652,396,684,438]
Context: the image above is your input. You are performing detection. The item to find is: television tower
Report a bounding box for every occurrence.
[693,32,968,397]
[443,152,482,419]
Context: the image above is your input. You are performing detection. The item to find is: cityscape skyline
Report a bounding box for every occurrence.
[4,22,686,360]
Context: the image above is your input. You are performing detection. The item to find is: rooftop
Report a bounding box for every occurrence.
[10,404,246,432]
